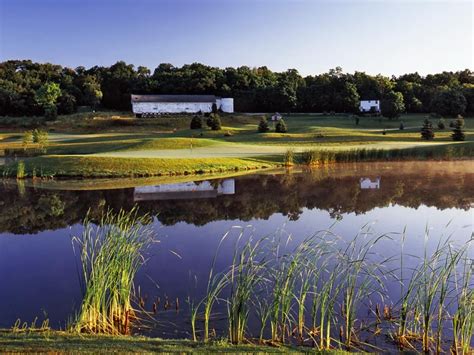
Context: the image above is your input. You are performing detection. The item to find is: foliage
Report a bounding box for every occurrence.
[190,115,202,130]
[420,119,435,140]
[431,89,467,117]
[1,60,473,117]
[72,208,153,335]
[283,149,294,166]
[381,91,405,119]
[275,118,287,133]
[451,118,465,141]
[437,118,445,129]
[35,82,61,120]
[257,116,270,133]
[206,113,221,130]
[32,129,49,151]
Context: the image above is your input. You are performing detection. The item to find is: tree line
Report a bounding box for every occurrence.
[1,60,473,118]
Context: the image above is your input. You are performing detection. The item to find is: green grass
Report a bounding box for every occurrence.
[0,155,274,178]
[0,331,350,353]
[0,112,472,178]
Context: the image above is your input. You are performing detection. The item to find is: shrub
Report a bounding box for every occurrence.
[420,119,435,140]
[437,118,445,130]
[355,116,360,125]
[399,122,404,130]
[206,113,222,131]
[275,119,287,133]
[31,129,49,153]
[258,116,270,133]
[22,131,33,149]
[451,118,465,141]
[190,115,202,129]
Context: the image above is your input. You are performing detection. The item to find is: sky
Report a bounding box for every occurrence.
[0,0,472,76]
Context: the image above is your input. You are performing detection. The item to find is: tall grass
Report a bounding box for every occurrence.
[72,208,153,335]
[295,144,474,166]
[189,225,472,353]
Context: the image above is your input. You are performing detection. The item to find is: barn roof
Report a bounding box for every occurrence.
[131,94,218,103]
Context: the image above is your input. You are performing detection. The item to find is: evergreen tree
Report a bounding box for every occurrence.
[190,115,202,129]
[258,116,270,132]
[451,118,465,141]
[420,119,435,140]
[275,118,288,133]
[206,113,221,130]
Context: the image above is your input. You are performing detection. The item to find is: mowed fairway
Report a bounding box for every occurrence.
[1,113,473,177]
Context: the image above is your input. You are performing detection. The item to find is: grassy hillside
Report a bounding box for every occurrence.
[0,112,472,178]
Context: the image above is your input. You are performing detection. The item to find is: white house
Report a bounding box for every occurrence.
[131,94,234,116]
[133,179,235,201]
[360,177,381,189]
[359,100,381,113]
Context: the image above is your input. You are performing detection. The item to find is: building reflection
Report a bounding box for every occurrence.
[360,177,380,189]
[133,179,235,201]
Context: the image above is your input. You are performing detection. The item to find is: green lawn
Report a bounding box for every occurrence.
[0,331,350,353]
[0,112,472,178]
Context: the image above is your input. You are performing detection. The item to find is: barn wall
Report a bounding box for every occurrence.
[359,100,380,112]
[132,102,214,114]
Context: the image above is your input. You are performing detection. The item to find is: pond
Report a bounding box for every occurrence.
[0,161,472,351]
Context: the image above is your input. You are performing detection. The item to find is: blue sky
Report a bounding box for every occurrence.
[0,0,472,76]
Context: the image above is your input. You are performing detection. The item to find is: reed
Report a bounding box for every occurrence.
[72,208,153,335]
[226,233,267,344]
[452,254,473,354]
[283,149,294,166]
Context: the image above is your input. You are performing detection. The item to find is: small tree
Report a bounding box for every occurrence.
[275,118,287,133]
[32,129,49,152]
[35,82,61,120]
[420,119,435,140]
[211,103,218,114]
[451,118,465,141]
[399,121,404,130]
[22,130,33,149]
[190,115,202,129]
[258,116,270,133]
[206,113,221,131]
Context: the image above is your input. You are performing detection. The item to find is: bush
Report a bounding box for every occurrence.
[190,115,202,129]
[420,119,435,140]
[275,119,287,133]
[258,116,270,133]
[22,131,33,148]
[399,122,404,130]
[32,129,49,152]
[451,118,465,141]
[206,113,221,131]
[437,118,445,130]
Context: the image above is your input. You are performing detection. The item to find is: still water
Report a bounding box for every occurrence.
[0,161,472,346]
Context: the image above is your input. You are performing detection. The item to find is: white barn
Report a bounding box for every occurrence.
[131,94,234,116]
[359,100,381,113]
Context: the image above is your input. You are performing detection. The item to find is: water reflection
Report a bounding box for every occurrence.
[0,162,472,234]
[133,179,235,201]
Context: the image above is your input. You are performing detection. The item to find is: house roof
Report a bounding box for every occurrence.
[131,94,218,103]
